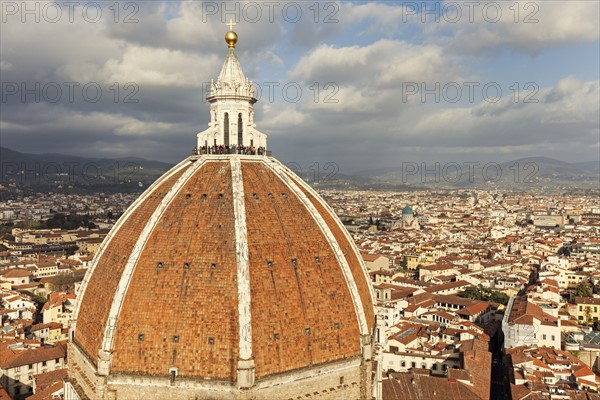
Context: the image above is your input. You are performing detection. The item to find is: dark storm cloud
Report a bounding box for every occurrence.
[0,1,280,162]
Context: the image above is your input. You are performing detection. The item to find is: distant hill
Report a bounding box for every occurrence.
[571,160,600,174]
[349,156,599,190]
[0,147,173,191]
[1,147,597,192]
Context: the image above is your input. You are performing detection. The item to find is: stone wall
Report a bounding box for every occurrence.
[70,353,371,400]
[68,341,104,399]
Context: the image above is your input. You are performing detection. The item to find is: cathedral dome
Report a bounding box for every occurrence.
[67,29,375,400]
[401,205,414,215]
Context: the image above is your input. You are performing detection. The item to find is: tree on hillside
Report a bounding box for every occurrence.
[459,284,510,306]
[46,271,86,292]
[44,213,97,230]
[576,281,593,298]
[460,285,488,301]
[489,291,510,305]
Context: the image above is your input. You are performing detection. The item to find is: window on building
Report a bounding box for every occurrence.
[411,362,416,368]
[401,361,406,367]
[543,334,546,340]
[432,364,437,370]
[28,364,32,369]
[223,113,229,145]
[237,113,243,145]
[42,361,46,367]
[551,335,555,341]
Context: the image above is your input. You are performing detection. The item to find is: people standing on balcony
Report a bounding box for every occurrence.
[196,145,266,155]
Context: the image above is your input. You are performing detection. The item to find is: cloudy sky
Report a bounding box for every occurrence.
[1,0,599,174]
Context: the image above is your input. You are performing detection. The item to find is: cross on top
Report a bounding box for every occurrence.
[227,19,236,31]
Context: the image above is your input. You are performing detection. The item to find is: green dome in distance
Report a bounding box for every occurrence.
[402,206,414,215]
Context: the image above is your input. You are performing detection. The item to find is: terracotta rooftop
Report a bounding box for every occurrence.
[33,368,68,391]
[508,296,557,326]
[30,322,63,332]
[575,297,600,305]
[424,280,471,293]
[0,342,66,369]
[2,268,32,278]
[362,253,386,262]
[420,263,456,271]
[382,371,483,400]
[41,292,76,313]
[391,287,418,301]
[27,381,64,400]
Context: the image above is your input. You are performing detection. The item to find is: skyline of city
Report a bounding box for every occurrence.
[1,1,599,400]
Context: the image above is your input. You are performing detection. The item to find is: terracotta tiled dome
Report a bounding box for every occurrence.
[72,156,374,373]
[67,29,375,400]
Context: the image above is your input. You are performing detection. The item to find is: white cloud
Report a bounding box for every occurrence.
[432,0,600,54]
[279,38,474,132]
[289,39,462,86]
[98,46,221,87]
[409,78,600,147]
[0,60,14,71]
[261,105,310,130]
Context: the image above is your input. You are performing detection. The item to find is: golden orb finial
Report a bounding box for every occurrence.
[225,19,238,48]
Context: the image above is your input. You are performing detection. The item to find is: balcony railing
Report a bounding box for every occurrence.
[193,146,270,156]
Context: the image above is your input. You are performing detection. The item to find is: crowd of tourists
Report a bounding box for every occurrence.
[193,145,267,155]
